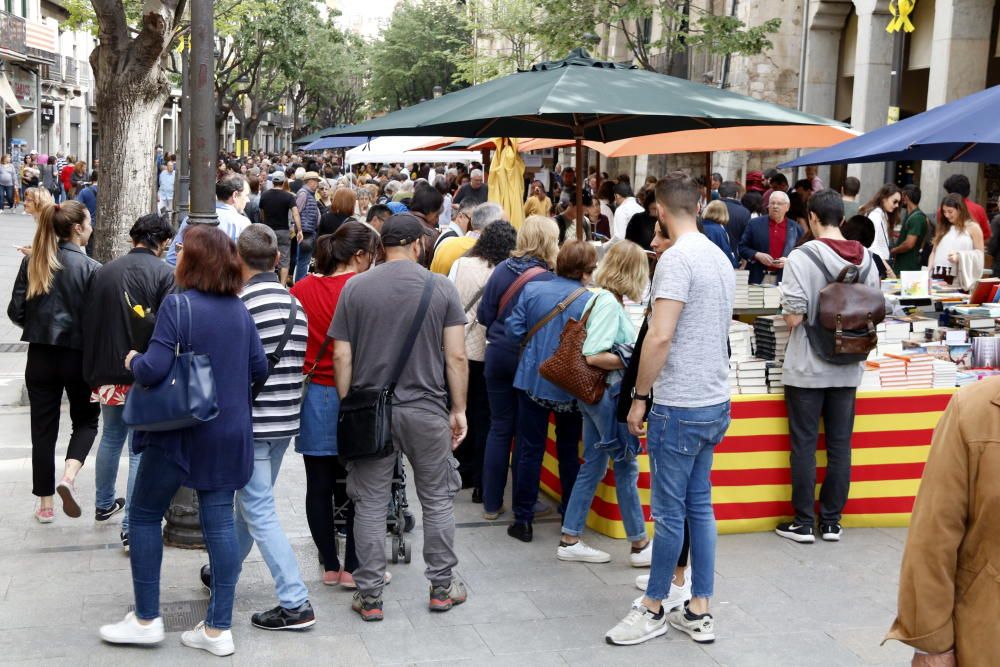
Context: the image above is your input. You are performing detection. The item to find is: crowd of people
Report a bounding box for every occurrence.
[5,146,978,663]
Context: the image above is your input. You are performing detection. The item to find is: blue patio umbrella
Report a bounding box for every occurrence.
[782,85,1000,167]
[302,136,368,151]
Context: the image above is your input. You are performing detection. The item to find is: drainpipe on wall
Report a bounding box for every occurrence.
[794,0,811,183]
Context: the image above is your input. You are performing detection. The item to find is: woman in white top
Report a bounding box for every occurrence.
[859,184,902,263]
[449,220,517,501]
[929,193,984,282]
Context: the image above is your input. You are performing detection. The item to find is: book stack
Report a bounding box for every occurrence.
[753,316,790,361]
[868,357,909,389]
[860,364,882,390]
[733,270,750,309]
[728,362,740,394]
[881,319,913,343]
[746,285,765,309]
[729,320,755,363]
[909,317,939,339]
[933,359,958,388]
[736,360,768,394]
[761,285,781,310]
[766,364,784,394]
[898,354,934,389]
[948,305,1000,335]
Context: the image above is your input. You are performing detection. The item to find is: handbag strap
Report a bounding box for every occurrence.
[305,328,334,382]
[498,266,546,314]
[254,298,298,398]
[521,286,589,351]
[388,275,436,393]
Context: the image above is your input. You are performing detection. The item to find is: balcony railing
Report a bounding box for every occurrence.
[64,56,77,84]
[0,10,27,57]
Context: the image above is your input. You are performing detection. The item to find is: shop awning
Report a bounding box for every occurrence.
[0,73,28,118]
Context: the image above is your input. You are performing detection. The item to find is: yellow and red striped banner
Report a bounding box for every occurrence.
[540,388,955,538]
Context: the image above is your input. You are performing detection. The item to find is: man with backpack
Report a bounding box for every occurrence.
[775,189,884,544]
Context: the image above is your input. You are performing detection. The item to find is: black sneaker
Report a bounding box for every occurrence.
[471,487,483,504]
[775,522,815,544]
[95,498,125,522]
[200,564,211,591]
[251,602,316,631]
[507,522,533,543]
[120,531,129,553]
[820,523,842,542]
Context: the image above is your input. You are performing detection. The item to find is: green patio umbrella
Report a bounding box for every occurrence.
[325,48,845,236]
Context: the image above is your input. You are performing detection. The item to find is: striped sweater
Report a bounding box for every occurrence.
[239,273,309,439]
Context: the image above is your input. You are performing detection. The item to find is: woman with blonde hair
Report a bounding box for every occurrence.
[701,200,737,266]
[556,240,652,564]
[14,187,55,255]
[7,201,101,522]
[476,215,559,520]
[929,193,984,283]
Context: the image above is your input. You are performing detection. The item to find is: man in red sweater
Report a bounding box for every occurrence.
[941,174,990,241]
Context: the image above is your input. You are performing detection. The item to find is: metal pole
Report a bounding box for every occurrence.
[187,0,218,226]
[793,0,810,183]
[884,29,906,185]
[172,36,191,230]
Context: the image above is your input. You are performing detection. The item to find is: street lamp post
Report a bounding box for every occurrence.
[163,0,217,549]
[171,37,191,230]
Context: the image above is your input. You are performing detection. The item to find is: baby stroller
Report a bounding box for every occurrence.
[333,452,415,565]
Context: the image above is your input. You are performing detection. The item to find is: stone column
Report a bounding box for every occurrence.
[846,0,893,192]
[59,99,71,155]
[918,0,994,204]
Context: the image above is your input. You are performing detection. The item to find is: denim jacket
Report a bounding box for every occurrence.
[506,277,590,403]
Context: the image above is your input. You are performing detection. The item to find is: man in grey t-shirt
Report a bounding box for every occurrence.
[607,175,734,648]
[331,214,470,622]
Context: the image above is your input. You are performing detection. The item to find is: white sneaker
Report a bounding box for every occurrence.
[668,602,715,643]
[99,612,165,645]
[634,567,692,610]
[181,621,235,656]
[557,540,611,563]
[604,603,668,646]
[629,541,653,567]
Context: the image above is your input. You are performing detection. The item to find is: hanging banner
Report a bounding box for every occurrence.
[887,0,916,33]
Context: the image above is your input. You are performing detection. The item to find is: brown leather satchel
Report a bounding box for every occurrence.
[539,295,607,405]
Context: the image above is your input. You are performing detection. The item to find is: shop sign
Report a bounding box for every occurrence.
[40,106,54,126]
[10,69,34,107]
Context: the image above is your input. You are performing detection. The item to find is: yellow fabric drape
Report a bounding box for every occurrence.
[887,0,916,33]
[487,137,525,229]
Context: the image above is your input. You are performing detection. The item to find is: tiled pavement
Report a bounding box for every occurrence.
[0,208,915,665]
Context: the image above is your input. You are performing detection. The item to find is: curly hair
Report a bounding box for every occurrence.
[469,220,517,267]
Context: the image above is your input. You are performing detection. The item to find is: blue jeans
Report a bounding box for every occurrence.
[130,445,241,629]
[562,389,646,542]
[512,390,581,524]
[294,233,315,283]
[644,401,730,602]
[0,185,14,210]
[94,404,140,533]
[482,344,519,513]
[235,438,309,609]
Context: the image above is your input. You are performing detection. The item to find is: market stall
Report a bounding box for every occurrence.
[540,388,955,538]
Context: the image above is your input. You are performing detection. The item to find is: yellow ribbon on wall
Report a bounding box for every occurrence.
[887,0,916,33]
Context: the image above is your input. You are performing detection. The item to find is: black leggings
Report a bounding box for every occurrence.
[303,454,357,573]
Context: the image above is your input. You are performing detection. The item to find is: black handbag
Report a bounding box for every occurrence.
[337,275,436,461]
[123,295,220,432]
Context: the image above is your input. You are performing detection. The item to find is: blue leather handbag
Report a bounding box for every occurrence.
[123,294,220,432]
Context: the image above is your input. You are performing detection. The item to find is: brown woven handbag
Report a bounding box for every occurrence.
[539,298,607,405]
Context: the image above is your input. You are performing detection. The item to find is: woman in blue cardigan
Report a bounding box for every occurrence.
[99,225,268,658]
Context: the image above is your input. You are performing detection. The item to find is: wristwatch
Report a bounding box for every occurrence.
[631,388,651,401]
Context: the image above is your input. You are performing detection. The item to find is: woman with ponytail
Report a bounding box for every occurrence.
[7,201,101,522]
[290,221,380,588]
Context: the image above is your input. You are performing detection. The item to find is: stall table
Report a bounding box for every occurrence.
[540,388,955,538]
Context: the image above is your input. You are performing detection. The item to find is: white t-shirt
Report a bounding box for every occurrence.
[867,207,892,262]
[650,232,735,408]
[612,196,644,241]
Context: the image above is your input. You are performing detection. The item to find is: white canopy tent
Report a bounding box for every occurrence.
[344,135,480,167]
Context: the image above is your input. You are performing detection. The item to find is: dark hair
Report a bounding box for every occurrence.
[614,182,633,199]
[808,189,846,228]
[314,221,379,275]
[943,173,971,198]
[903,184,921,206]
[469,220,517,267]
[859,183,902,233]
[248,174,260,195]
[788,191,807,222]
[216,174,246,201]
[654,175,700,218]
[227,159,242,173]
[793,178,813,192]
[842,176,861,197]
[237,224,278,272]
[597,180,615,202]
[770,173,788,188]
[366,203,392,223]
[129,212,174,248]
[718,181,740,199]
[741,191,764,215]
[712,172,723,183]
[763,168,780,180]
[89,170,98,183]
[175,225,242,295]
[841,214,876,247]
[556,239,598,280]
[408,186,444,215]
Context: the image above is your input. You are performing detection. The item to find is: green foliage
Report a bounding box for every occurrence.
[297,28,369,132]
[368,0,472,111]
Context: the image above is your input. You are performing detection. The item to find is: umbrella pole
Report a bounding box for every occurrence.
[576,134,585,241]
[704,152,713,206]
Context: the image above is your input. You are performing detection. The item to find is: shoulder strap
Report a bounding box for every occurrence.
[388,275,436,392]
[800,245,836,283]
[521,286,589,351]
[305,330,334,381]
[269,298,298,365]
[498,266,546,314]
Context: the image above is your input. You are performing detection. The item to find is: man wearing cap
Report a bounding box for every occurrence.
[259,170,302,285]
[331,214,470,622]
[294,171,322,283]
